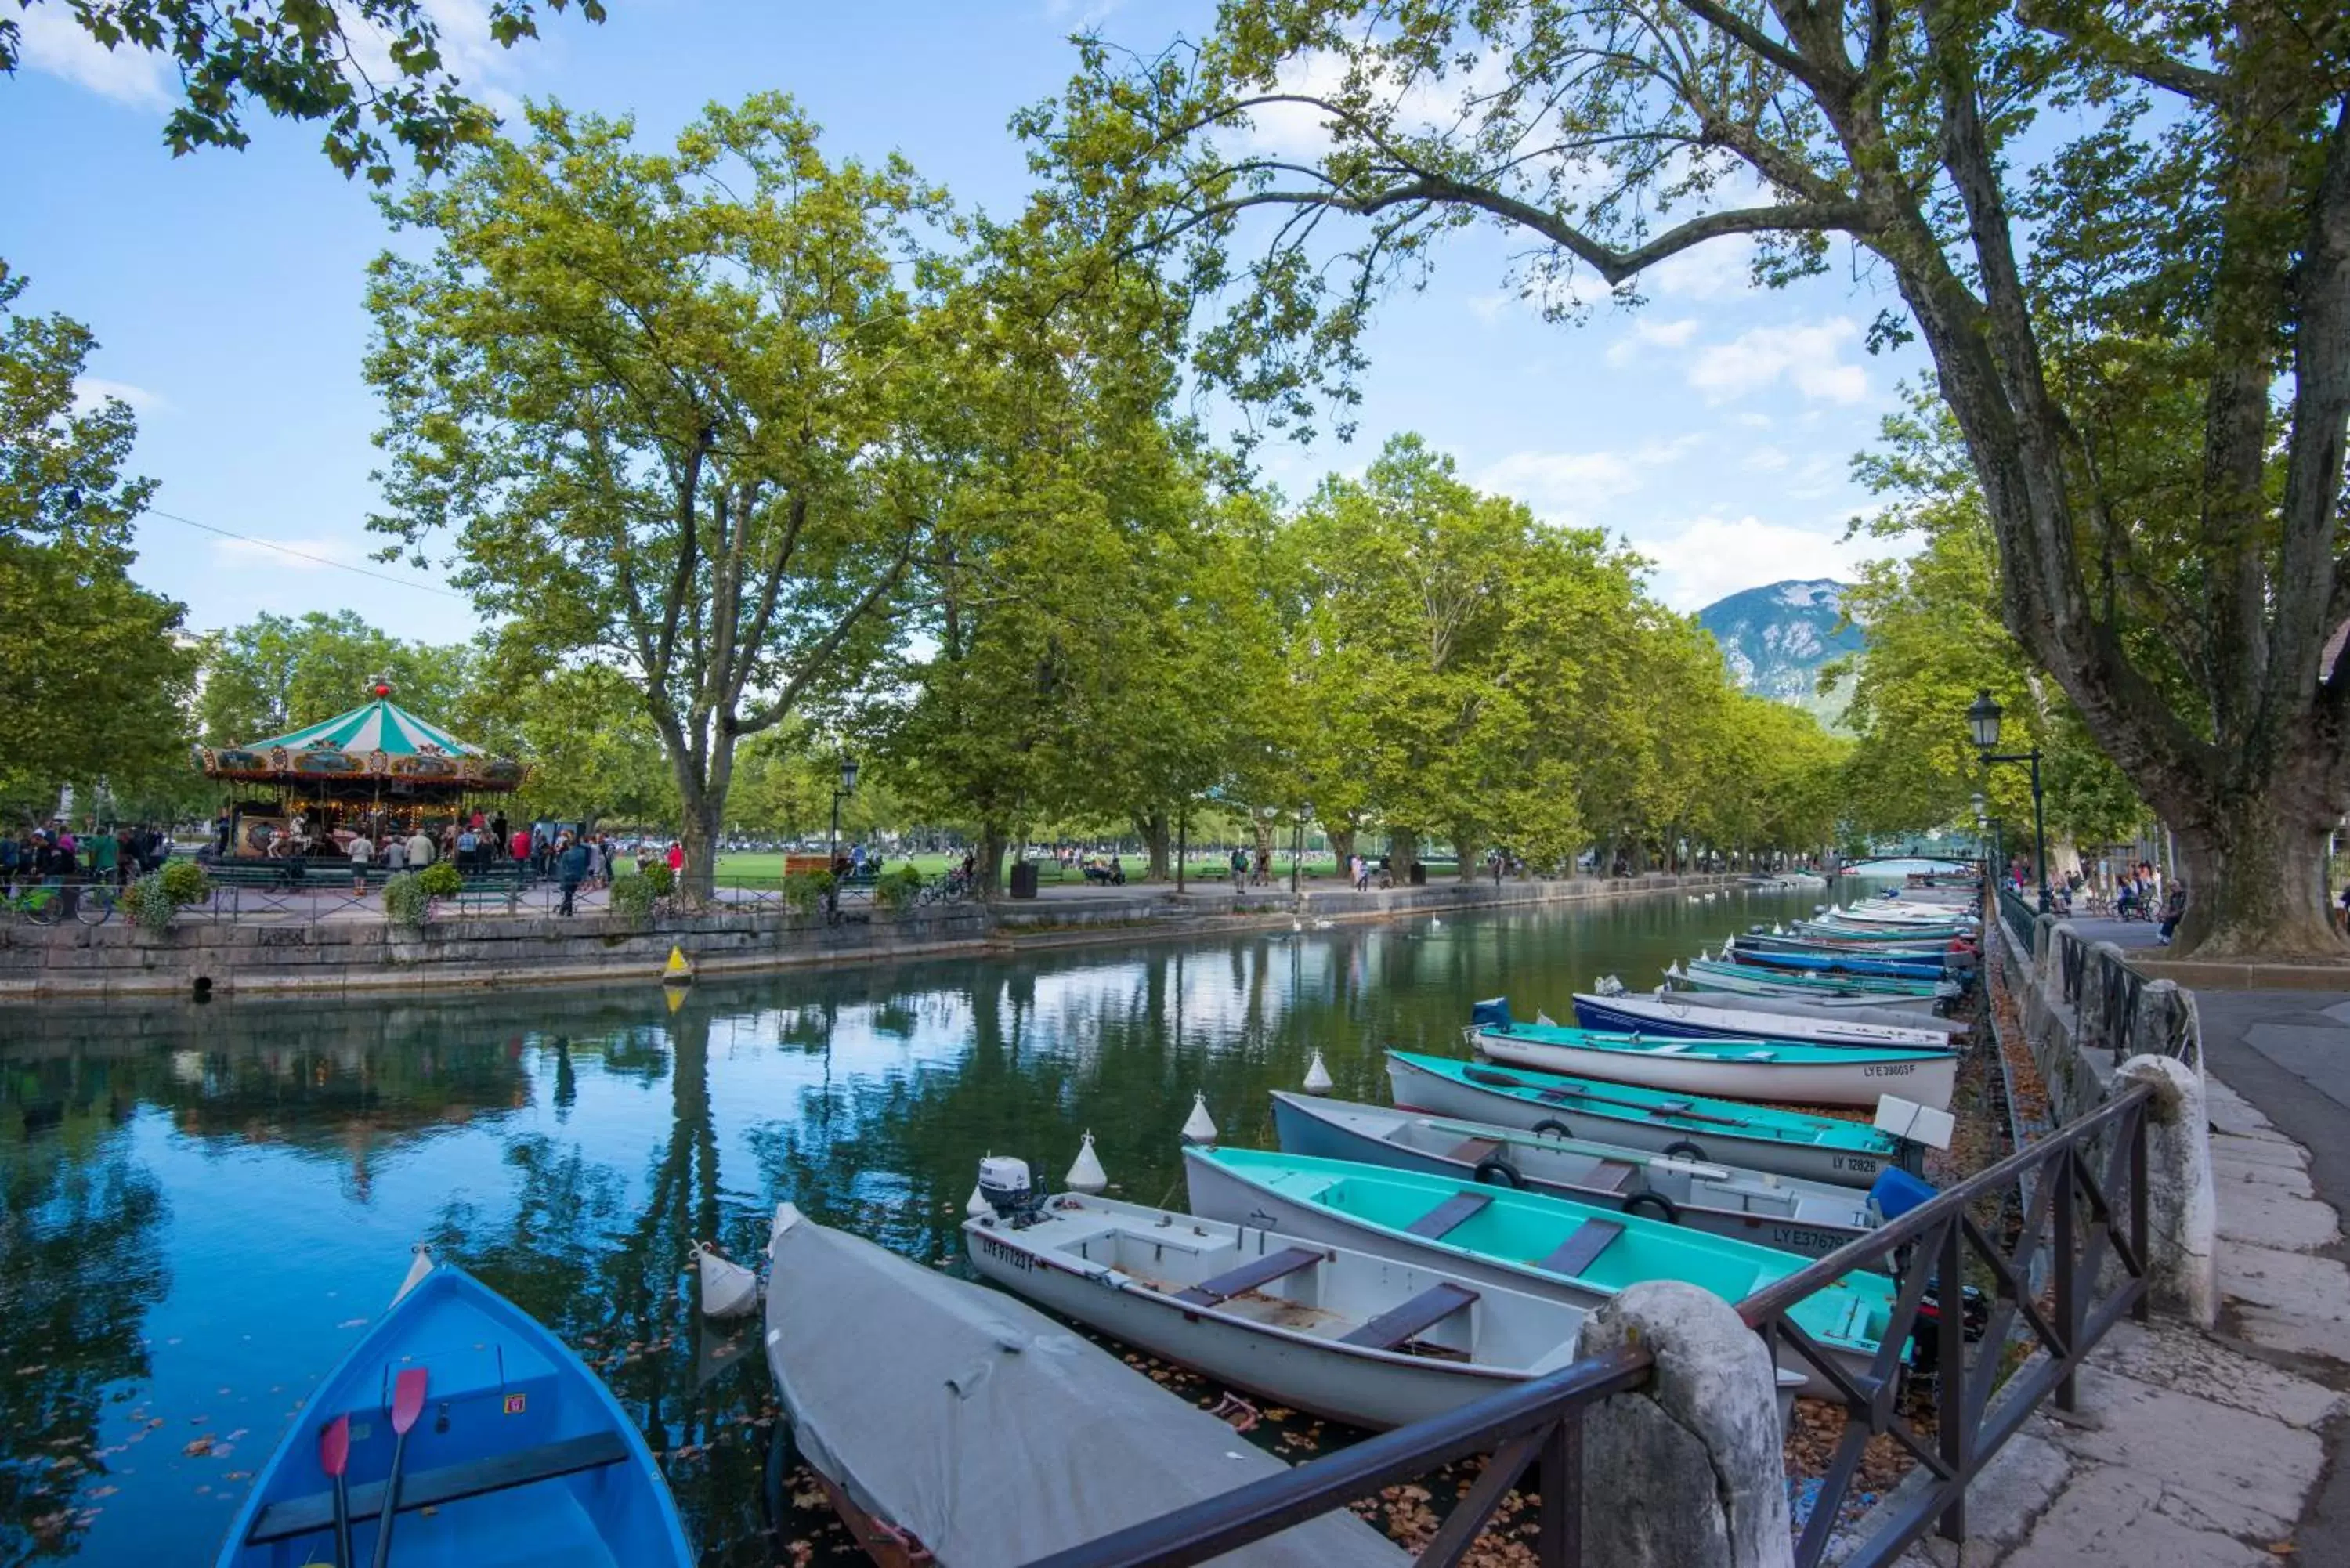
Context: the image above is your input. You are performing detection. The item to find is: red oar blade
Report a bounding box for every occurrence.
[318,1414,350,1477]
[390,1367,428,1433]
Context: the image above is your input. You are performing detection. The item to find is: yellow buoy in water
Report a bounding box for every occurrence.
[663,945,695,984]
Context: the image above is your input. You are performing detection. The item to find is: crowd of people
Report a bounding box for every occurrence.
[0,822,174,895]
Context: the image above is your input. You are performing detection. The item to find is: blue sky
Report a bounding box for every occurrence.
[2,0,1925,645]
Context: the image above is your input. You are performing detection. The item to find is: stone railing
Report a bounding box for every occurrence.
[2005,912,2201,1122]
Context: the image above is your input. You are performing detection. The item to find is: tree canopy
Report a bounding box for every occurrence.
[0,262,197,824]
[366,95,954,894]
[2,0,605,182]
[1026,0,2350,955]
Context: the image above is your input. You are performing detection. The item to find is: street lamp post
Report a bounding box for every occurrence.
[1966,691,2051,913]
[827,754,860,871]
[1292,802,1311,896]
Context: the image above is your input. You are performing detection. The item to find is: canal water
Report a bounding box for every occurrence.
[0,880,1875,1566]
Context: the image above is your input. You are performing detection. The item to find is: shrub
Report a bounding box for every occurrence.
[157,859,211,905]
[780,869,833,914]
[640,861,675,898]
[414,860,463,898]
[874,865,925,912]
[382,872,433,929]
[124,874,179,930]
[609,871,660,923]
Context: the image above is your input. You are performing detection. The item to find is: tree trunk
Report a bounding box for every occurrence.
[1133,810,1170,882]
[1390,829,1420,880]
[974,822,1009,901]
[2169,797,2345,959]
[1453,825,1479,883]
[677,789,721,904]
[1326,823,1356,873]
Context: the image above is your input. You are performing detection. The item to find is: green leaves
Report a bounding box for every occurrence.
[2,2,605,184]
[0,263,197,822]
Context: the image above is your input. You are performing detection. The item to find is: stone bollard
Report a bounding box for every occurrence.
[1579,1281,1793,1568]
[2128,979,2191,1068]
[2033,912,2059,986]
[2113,1053,2218,1328]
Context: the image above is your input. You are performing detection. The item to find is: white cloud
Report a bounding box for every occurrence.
[1629,515,1880,611]
[1646,237,1757,301]
[1478,435,1699,521]
[1604,316,1699,366]
[1741,445,1790,472]
[1687,319,1868,404]
[73,376,168,414]
[16,5,172,108]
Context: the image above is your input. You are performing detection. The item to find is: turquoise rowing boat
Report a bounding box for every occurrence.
[1386,1051,1907,1187]
[1468,1008,1957,1111]
[1686,956,1952,999]
[1184,1147,1896,1393]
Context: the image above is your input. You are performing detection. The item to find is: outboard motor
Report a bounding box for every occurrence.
[1470,998,1514,1032]
[978,1156,1039,1223]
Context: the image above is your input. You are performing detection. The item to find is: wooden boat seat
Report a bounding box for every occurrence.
[1405,1190,1495,1240]
[1445,1137,1502,1163]
[1340,1282,1479,1349]
[246,1429,631,1545]
[1535,1219,1626,1278]
[1650,1042,1694,1053]
[1586,1161,1636,1193]
[1742,1050,1780,1061]
[1174,1245,1324,1306]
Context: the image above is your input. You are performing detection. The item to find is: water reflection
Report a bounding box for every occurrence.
[0,885,1849,1563]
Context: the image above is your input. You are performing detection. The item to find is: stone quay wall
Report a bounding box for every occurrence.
[0,870,1759,999]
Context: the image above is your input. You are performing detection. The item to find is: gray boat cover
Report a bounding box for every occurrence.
[763,1205,1405,1568]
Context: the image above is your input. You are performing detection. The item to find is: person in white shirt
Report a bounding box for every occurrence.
[347,833,374,891]
[385,834,408,872]
[407,829,435,867]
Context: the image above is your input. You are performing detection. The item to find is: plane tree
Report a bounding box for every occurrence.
[1031,0,2350,956]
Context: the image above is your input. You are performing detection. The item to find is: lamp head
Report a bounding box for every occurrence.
[1966,689,2003,752]
[839,756,860,794]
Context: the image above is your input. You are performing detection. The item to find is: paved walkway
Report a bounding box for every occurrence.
[1911,977,2350,1564]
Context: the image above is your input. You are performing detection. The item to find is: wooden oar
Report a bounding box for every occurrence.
[319,1415,353,1568]
[367,1368,428,1568]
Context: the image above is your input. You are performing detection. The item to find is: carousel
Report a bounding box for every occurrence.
[195,679,526,859]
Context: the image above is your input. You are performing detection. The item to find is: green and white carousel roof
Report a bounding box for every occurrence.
[196,682,525,792]
[253,697,482,758]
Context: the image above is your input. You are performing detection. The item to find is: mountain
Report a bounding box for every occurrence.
[1696,579,1865,728]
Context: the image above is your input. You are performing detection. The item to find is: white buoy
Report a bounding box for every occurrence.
[393,1242,433,1305]
[695,1241,761,1319]
[966,1183,992,1219]
[1181,1093,1219,1146]
[1065,1131,1108,1194]
[1302,1051,1333,1096]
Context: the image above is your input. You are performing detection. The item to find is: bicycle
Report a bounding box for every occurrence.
[2,880,114,925]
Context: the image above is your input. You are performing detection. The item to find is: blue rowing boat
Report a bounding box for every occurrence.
[1730,945,1954,982]
[218,1254,691,1568]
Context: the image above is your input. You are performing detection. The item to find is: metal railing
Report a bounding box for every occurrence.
[1998,887,2040,953]
[1741,1083,2151,1566]
[1021,1078,2155,1568]
[1023,1345,1652,1568]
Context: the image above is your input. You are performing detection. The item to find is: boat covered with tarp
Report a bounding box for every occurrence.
[762,1201,1405,1568]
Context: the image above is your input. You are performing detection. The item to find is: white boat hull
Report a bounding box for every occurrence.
[964,1199,1585,1430]
[1476,1031,1956,1111]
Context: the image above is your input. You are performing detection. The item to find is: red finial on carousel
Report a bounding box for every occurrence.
[368,673,393,699]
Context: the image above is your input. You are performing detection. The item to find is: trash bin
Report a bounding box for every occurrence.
[1009,861,1039,899]
[1408,863,1426,887]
